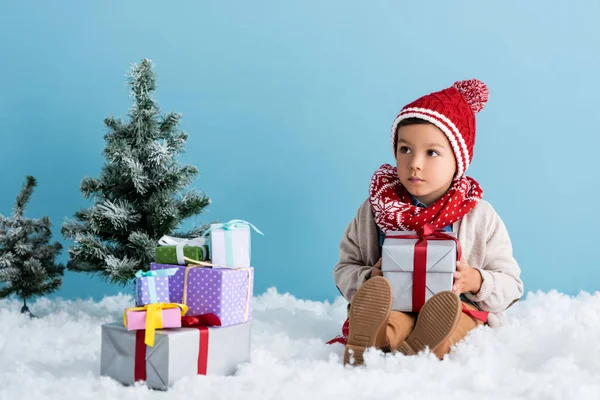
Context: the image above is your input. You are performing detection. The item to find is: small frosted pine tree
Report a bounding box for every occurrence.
[61,58,210,285]
[0,176,64,316]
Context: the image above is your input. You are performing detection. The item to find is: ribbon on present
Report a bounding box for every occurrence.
[203,219,264,267]
[386,223,462,312]
[134,268,178,305]
[135,330,146,382]
[124,302,188,347]
[132,312,214,382]
[326,318,350,345]
[181,314,222,375]
[158,235,208,265]
[179,262,252,323]
[461,304,489,323]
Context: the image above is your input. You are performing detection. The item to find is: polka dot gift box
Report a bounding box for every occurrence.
[134,268,177,306]
[150,262,254,326]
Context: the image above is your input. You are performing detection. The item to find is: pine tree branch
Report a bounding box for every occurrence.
[174,223,213,239]
[13,176,36,219]
[0,266,19,281]
[0,252,15,269]
[26,277,62,298]
[158,112,181,135]
[177,192,211,220]
[0,284,15,298]
[103,116,126,140]
[61,218,92,240]
[80,177,103,199]
[95,199,141,231]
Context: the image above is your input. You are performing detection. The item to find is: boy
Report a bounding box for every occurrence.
[333,79,524,365]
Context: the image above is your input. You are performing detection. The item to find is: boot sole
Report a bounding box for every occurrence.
[343,277,392,366]
[397,291,461,356]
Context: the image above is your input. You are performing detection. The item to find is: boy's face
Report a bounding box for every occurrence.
[395,123,457,206]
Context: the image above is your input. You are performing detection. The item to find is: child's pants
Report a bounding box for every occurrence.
[381,301,484,358]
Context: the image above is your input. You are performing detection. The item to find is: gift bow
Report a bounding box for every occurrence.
[385,223,462,261]
[135,268,178,304]
[124,302,188,347]
[203,219,264,235]
[181,314,222,327]
[158,235,207,246]
[158,235,207,265]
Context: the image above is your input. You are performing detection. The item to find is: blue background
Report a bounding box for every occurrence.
[1,1,599,302]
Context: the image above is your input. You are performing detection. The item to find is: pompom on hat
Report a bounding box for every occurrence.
[391,79,489,178]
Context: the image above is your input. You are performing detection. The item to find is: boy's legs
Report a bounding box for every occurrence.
[386,311,417,350]
[344,282,483,365]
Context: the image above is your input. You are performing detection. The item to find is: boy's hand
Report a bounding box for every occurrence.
[452,258,482,294]
[369,258,383,278]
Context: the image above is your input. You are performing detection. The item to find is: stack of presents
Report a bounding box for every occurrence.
[100,219,262,390]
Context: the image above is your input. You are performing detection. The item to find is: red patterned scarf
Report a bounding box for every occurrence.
[369,164,483,232]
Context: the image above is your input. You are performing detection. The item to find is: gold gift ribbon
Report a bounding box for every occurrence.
[182,257,252,323]
[124,302,189,347]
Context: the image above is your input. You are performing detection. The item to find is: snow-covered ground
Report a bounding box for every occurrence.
[1,288,599,400]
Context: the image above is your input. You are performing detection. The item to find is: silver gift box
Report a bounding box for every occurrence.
[382,231,457,312]
[100,321,251,390]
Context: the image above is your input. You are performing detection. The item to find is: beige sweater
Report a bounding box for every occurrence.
[333,198,524,328]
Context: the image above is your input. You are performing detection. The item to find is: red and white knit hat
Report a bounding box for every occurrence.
[391,79,489,179]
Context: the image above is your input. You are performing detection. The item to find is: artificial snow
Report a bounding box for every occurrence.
[1,288,599,399]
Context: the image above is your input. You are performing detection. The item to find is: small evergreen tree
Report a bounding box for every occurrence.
[61,59,210,285]
[0,176,64,316]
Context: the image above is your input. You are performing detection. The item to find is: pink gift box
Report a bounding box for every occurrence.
[125,307,182,331]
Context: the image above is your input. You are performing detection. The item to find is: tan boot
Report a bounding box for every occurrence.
[396,291,462,359]
[343,276,392,366]
[387,311,418,350]
[433,302,484,358]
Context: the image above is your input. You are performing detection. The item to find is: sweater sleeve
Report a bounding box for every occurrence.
[333,204,374,302]
[463,208,524,313]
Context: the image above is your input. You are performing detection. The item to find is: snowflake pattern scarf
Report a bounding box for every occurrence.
[369,164,483,233]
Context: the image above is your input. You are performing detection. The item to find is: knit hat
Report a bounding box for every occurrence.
[391,79,489,179]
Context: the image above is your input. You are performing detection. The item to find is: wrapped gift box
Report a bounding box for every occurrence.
[155,244,209,266]
[150,262,253,326]
[100,321,251,390]
[382,230,457,312]
[209,220,262,268]
[124,303,187,347]
[124,307,182,331]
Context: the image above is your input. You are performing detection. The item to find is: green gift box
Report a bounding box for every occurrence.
[156,235,210,265]
[156,245,209,265]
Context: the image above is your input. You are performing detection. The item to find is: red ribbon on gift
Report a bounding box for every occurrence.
[182,314,222,375]
[134,330,146,382]
[461,304,489,322]
[386,223,462,312]
[133,313,222,380]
